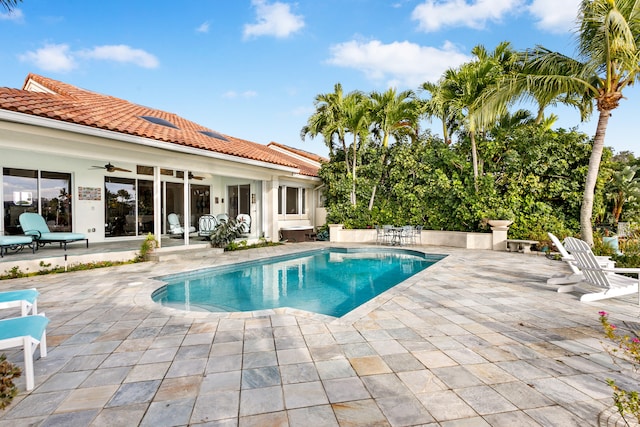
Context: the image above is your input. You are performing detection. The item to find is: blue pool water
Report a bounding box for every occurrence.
[152,248,445,317]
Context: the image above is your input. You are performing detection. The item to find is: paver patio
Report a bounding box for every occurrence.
[0,242,638,426]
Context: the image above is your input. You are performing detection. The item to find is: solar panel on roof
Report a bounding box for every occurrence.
[139,115,179,129]
[198,130,229,141]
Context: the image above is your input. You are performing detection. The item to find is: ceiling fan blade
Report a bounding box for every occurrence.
[112,167,132,173]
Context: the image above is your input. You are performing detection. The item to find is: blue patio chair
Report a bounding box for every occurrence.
[0,314,49,390]
[19,213,88,251]
[0,235,35,257]
[0,288,38,316]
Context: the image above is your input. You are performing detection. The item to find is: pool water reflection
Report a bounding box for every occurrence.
[152,248,446,317]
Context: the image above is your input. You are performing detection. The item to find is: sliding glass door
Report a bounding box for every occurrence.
[105,177,154,237]
[2,168,72,235]
[227,184,250,219]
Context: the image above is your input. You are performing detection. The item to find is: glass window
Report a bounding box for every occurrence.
[227,184,250,219]
[286,187,299,214]
[40,171,72,232]
[137,180,154,234]
[105,177,136,237]
[3,168,38,235]
[2,169,73,235]
[302,188,306,214]
[137,165,154,176]
[278,186,283,215]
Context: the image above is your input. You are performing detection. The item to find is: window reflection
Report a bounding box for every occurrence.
[2,168,72,235]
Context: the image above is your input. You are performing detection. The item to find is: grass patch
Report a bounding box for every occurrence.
[225,239,284,251]
[0,259,138,280]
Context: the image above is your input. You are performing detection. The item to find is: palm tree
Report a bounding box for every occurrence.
[367,88,419,209]
[606,165,640,223]
[488,0,640,244]
[1,0,21,11]
[301,83,350,175]
[342,91,371,205]
[438,42,516,192]
[420,81,457,145]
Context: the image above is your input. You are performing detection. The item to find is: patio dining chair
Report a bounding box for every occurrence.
[198,215,219,240]
[401,225,415,246]
[382,225,393,245]
[375,225,385,245]
[413,225,423,245]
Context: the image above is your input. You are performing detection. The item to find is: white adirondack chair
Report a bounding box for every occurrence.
[562,237,639,304]
[546,232,614,286]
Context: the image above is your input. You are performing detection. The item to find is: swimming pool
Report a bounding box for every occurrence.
[152,247,445,317]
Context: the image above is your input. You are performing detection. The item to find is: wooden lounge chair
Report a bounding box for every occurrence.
[19,213,88,251]
[546,232,614,286]
[0,314,49,390]
[0,288,38,316]
[562,237,639,304]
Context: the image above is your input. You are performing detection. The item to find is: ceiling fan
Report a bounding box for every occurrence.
[188,172,205,180]
[91,162,132,173]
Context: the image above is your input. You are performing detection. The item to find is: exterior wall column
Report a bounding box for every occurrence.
[489,221,512,251]
[183,169,189,246]
[153,166,162,248]
[263,178,279,242]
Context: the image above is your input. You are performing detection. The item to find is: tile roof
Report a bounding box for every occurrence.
[0,74,320,177]
[268,141,328,164]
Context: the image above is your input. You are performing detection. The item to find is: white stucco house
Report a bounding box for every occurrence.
[0,74,325,247]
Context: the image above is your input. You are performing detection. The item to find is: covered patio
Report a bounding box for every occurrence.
[0,243,637,426]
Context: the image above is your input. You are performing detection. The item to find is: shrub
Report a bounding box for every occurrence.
[0,354,21,410]
[599,311,640,424]
[136,233,158,261]
[209,219,243,249]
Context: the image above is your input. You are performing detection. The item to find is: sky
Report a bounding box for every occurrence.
[0,0,638,157]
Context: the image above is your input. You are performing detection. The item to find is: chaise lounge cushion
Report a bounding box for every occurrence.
[0,288,39,316]
[0,235,35,257]
[0,314,49,390]
[18,213,88,250]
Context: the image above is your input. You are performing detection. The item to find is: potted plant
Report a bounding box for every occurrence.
[483,207,515,230]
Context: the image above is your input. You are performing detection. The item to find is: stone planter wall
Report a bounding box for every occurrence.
[328,224,496,250]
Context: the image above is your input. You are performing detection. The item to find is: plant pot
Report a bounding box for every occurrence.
[488,220,513,231]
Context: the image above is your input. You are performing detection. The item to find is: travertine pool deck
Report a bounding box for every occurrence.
[0,242,638,426]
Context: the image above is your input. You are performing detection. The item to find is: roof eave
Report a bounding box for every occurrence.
[0,109,304,175]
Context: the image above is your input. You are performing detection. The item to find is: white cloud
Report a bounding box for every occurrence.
[18,43,159,72]
[243,0,304,39]
[78,45,159,68]
[327,39,471,87]
[0,8,23,22]
[222,90,258,99]
[411,0,521,32]
[529,0,579,33]
[18,43,76,72]
[196,21,210,33]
